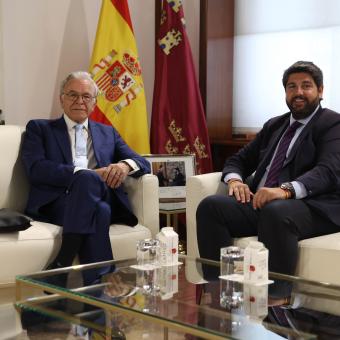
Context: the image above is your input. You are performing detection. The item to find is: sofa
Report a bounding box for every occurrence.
[186,172,340,285]
[0,125,160,286]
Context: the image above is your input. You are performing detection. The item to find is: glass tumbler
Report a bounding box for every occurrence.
[220,246,244,276]
[136,238,160,267]
[136,239,161,294]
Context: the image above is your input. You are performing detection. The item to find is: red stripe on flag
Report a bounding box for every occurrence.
[101,83,111,91]
[97,73,110,85]
[110,0,133,32]
[97,74,111,90]
[90,106,112,126]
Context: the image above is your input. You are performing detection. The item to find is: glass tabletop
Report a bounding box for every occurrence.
[16,255,340,339]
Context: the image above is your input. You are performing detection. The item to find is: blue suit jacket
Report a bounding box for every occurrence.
[21,116,151,218]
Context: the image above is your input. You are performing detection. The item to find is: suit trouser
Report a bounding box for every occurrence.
[196,195,339,276]
[41,171,122,284]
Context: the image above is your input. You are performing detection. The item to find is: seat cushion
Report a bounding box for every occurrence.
[0,221,62,284]
[234,233,340,284]
[296,232,340,283]
[0,221,151,284]
[109,223,151,260]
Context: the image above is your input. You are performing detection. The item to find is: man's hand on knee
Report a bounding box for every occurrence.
[94,167,107,179]
[100,163,130,189]
[252,187,287,209]
[227,179,253,203]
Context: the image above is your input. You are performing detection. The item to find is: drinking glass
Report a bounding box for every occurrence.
[136,239,160,294]
[220,278,243,309]
[136,238,160,268]
[220,246,244,276]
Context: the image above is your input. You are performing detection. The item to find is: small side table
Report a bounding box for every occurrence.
[159,201,186,254]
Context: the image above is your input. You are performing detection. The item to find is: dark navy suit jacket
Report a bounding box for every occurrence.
[21,116,151,219]
[222,107,340,227]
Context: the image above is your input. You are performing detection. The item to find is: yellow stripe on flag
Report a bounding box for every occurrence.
[90,0,150,154]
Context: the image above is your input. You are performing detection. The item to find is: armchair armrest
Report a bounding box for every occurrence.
[186,172,225,283]
[124,174,159,237]
[186,172,225,258]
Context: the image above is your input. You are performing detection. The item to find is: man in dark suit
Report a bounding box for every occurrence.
[197,61,340,275]
[21,71,150,284]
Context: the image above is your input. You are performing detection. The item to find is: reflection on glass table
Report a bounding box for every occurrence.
[159,200,186,254]
[15,256,340,340]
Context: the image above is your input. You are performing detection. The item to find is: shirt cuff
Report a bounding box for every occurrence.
[224,173,243,184]
[73,166,89,173]
[120,159,139,175]
[291,181,308,199]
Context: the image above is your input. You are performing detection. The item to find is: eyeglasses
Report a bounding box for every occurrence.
[63,92,96,103]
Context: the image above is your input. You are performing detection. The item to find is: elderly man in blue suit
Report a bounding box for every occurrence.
[21,71,150,285]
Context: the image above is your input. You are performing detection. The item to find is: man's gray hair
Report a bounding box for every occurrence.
[60,71,99,97]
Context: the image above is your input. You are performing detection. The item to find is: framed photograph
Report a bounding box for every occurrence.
[144,154,196,200]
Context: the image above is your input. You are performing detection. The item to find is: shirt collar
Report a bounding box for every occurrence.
[63,114,89,131]
[290,104,320,126]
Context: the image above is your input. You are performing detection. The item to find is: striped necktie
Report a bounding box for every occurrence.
[264,121,302,187]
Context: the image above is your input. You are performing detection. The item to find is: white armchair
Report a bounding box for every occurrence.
[186,172,340,285]
[0,125,159,338]
[0,125,159,285]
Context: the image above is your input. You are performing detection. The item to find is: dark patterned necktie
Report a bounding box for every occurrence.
[264,121,302,187]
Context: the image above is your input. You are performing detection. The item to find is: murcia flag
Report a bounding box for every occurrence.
[89,0,150,154]
[151,0,212,174]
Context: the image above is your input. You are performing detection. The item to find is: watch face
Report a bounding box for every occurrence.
[280,182,295,198]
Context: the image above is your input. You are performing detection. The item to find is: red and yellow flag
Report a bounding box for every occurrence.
[150,0,212,174]
[89,0,150,154]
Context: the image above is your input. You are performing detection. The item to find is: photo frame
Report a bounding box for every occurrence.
[144,154,196,200]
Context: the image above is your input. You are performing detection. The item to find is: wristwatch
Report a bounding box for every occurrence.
[280,182,295,199]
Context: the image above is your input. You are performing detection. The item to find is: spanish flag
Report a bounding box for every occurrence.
[89,0,150,154]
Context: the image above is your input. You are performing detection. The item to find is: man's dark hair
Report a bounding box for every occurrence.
[282,61,323,88]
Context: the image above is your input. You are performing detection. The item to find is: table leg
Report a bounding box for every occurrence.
[166,213,171,227]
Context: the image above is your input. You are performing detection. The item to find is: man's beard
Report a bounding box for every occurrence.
[286,96,320,120]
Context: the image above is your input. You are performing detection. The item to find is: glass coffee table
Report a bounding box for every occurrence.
[15,256,340,339]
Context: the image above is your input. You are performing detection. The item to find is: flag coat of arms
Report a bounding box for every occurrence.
[89,0,150,154]
[151,0,212,174]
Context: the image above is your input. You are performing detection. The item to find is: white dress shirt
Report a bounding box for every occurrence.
[63,114,139,174]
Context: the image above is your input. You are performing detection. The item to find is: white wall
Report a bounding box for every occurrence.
[233,0,340,131]
[1,0,101,124]
[0,0,200,126]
